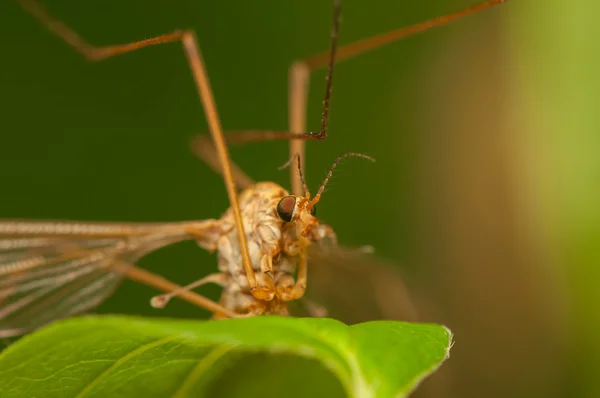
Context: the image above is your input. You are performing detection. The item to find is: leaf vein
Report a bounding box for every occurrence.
[74,335,177,398]
[171,344,236,398]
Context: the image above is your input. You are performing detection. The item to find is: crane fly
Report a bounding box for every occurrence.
[0,0,508,337]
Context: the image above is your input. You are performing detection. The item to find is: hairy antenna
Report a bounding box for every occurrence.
[279,153,310,196]
[309,152,375,207]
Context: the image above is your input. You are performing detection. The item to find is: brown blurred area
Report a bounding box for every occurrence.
[405,9,570,398]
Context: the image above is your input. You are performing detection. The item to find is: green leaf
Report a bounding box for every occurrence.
[0,316,451,398]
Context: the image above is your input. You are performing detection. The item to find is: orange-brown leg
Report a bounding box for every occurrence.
[14,0,263,299]
[190,135,256,190]
[287,0,508,195]
[150,272,228,309]
[122,265,239,318]
[190,131,317,190]
[203,0,508,196]
[277,252,308,301]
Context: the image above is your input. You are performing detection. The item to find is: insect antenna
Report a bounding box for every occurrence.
[309,152,375,207]
[279,153,310,196]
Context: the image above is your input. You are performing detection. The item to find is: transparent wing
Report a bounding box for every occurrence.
[295,244,418,324]
[0,219,219,337]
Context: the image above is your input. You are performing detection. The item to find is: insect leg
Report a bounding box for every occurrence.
[122,265,239,318]
[291,251,308,299]
[287,0,507,195]
[150,272,228,309]
[190,132,323,189]
[15,0,262,299]
[277,251,307,301]
[190,135,255,190]
[304,0,508,71]
[287,1,341,196]
[194,1,508,195]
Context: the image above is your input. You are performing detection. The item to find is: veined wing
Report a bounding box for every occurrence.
[299,244,418,324]
[0,219,220,337]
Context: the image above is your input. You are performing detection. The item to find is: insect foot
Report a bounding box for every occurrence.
[278,284,307,301]
[251,286,276,301]
[276,274,306,301]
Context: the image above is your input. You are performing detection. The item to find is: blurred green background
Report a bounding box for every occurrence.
[1,0,598,397]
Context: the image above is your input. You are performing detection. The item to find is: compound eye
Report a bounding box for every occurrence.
[277,196,296,222]
[310,205,316,217]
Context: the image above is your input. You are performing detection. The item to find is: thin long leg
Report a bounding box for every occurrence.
[288,1,341,196]
[190,131,319,190]
[289,63,310,196]
[191,136,255,190]
[150,272,228,308]
[288,0,508,195]
[195,0,508,196]
[122,265,238,318]
[15,0,262,297]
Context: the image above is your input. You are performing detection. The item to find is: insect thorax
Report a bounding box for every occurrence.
[215,182,302,315]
